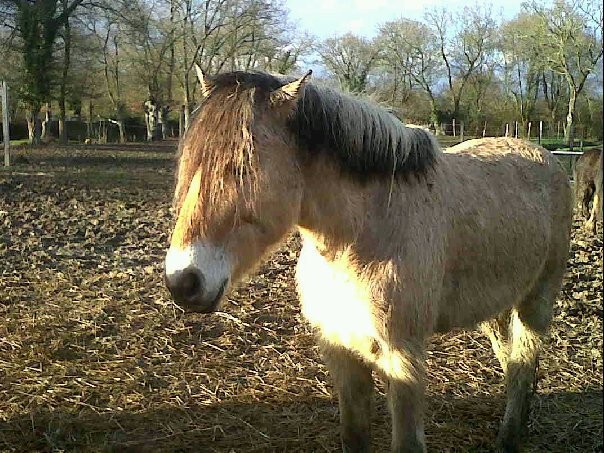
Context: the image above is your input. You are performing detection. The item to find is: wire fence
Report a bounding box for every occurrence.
[435,120,599,150]
[414,120,602,181]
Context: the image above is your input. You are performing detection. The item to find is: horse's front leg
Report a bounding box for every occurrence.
[384,347,427,453]
[321,341,374,453]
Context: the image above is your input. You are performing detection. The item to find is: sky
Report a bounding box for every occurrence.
[285,0,527,40]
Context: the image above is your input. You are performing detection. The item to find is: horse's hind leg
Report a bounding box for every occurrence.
[497,270,564,452]
[582,183,595,217]
[496,307,543,452]
[321,342,374,453]
[586,181,602,233]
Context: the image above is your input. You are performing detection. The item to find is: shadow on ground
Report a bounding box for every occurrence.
[1,389,601,453]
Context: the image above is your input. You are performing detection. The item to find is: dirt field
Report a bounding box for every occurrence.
[0,144,602,452]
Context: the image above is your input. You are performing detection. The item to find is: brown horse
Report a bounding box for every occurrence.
[164,67,572,452]
[586,159,603,233]
[573,148,603,233]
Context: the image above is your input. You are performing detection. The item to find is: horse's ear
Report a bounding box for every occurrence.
[194,64,213,98]
[270,70,312,107]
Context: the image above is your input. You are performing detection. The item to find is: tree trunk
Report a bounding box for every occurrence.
[58,114,65,142]
[565,89,577,145]
[145,112,155,141]
[59,4,71,144]
[26,108,41,145]
[429,99,440,135]
[167,0,176,103]
[158,106,168,140]
[41,104,50,141]
[99,120,107,143]
[117,120,126,143]
[26,116,35,143]
[179,104,185,137]
[452,96,461,123]
[87,100,93,139]
[181,1,191,133]
[183,79,191,131]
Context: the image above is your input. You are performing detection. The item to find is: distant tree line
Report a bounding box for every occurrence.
[0,0,601,145]
[319,1,603,143]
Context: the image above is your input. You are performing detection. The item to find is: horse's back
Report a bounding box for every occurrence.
[444,137,569,195]
[575,148,602,174]
[443,137,570,211]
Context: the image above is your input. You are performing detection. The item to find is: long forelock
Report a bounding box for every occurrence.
[173,85,259,231]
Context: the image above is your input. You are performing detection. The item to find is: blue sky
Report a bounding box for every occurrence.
[285,0,527,40]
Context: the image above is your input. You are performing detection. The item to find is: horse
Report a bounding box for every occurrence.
[573,148,603,233]
[164,67,573,453]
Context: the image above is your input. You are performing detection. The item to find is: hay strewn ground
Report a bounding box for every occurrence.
[0,144,602,452]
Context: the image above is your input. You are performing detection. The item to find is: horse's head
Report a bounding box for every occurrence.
[164,67,311,312]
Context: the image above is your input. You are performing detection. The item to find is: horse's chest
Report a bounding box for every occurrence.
[295,242,377,353]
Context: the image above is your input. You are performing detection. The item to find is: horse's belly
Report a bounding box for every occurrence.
[436,256,545,331]
[295,241,377,356]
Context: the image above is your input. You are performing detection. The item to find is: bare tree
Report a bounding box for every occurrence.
[93,16,127,142]
[377,19,443,131]
[541,69,568,130]
[425,4,497,120]
[527,0,603,143]
[318,33,379,93]
[170,0,300,130]
[499,14,543,133]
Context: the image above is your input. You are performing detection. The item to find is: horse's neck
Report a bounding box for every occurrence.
[296,152,441,257]
[297,156,368,251]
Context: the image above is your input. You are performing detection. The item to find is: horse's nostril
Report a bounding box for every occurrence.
[180,269,201,299]
[165,268,204,303]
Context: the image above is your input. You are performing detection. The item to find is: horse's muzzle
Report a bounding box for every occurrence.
[164,268,226,313]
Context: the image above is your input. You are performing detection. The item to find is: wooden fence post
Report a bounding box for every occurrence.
[505,123,509,137]
[527,122,532,140]
[1,81,9,167]
[452,118,456,137]
[460,121,464,142]
[514,121,518,138]
[482,121,487,137]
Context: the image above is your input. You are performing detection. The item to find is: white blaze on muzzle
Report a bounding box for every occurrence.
[165,241,232,302]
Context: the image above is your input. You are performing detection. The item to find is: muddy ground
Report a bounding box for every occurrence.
[0,144,602,452]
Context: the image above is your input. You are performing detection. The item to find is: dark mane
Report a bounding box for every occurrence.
[289,83,439,179]
[210,71,285,93]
